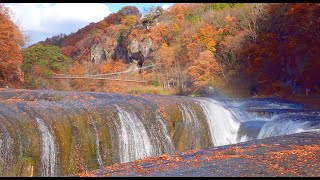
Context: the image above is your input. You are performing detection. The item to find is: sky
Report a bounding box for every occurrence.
[5,3,174,47]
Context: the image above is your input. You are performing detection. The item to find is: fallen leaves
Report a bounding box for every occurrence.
[75,141,320,177]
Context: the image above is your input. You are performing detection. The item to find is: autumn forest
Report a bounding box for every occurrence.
[0,3,319,98]
[0,3,320,177]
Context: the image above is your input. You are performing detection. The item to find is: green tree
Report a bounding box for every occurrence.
[21,43,70,88]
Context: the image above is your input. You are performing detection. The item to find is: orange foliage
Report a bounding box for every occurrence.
[128,28,145,41]
[70,61,85,75]
[187,24,218,61]
[102,60,126,73]
[0,4,25,86]
[150,23,170,45]
[155,43,174,70]
[188,50,220,87]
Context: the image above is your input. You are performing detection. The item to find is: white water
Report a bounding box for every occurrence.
[115,106,153,163]
[89,116,103,168]
[257,114,319,139]
[35,118,57,177]
[197,98,241,146]
[180,104,201,148]
[0,126,14,176]
[154,113,175,154]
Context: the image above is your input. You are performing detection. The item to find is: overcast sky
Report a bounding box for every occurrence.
[5,3,174,47]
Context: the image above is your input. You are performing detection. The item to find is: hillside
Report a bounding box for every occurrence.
[5,3,320,97]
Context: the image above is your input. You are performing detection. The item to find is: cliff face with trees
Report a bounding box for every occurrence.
[1,3,319,97]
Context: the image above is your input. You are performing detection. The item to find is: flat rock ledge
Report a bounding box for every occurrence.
[76,131,320,177]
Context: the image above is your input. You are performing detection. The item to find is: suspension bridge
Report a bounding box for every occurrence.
[51,64,155,83]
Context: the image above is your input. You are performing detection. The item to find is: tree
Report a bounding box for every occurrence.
[21,43,70,88]
[0,4,25,86]
[101,60,126,74]
[154,43,175,88]
[187,50,220,88]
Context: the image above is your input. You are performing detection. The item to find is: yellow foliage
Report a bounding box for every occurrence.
[172,23,180,33]
[120,15,137,27]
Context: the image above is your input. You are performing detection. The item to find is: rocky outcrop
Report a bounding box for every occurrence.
[127,38,154,67]
[141,7,164,24]
[128,38,153,58]
[90,34,154,66]
[90,44,106,64]
[90,36,118,64]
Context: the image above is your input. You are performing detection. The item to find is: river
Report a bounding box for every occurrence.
[0,89,319,176]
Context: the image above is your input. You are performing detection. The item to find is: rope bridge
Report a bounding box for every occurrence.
[51,64,155,83]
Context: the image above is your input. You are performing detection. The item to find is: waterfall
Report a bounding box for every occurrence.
[89,116,103,168]
[197,98,241,146]
[35,118,57,177]
[0,89,319,177]
[180,104,201,148]
[257,114,320,139]
[0,126,14,176]
[155,113,175,153]
[115,105,153,163]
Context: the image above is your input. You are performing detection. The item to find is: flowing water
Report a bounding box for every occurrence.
[0,90,319,176]
[115,105,153,163]
[0,126,14,176]
[154,113,175,153]
[89,116,103,168]
[180,104,201,148]
[35,118,57,177]
[197,98,241,146]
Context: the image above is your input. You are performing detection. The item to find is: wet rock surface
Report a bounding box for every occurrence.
[77,131,320,177]
[0,88,319,177]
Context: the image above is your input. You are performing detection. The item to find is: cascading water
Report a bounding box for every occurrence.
[180,104,201,148]
[0,89,319,177]
[0,126,14,176]
[257,113,320,139]
[155,113,175,153]
[35,118,57,177]
[89,116,103,168]
[216,98,320,142]
[197,98,241,146]
[146,112,175,156]
[115,105,153,163]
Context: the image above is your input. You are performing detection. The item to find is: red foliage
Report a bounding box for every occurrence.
[241,3,320,95]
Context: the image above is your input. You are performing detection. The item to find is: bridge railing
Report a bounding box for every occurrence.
[51,64,155,83]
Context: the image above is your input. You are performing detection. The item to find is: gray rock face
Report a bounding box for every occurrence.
[90,37,117,64]
[127,38,154,67]
[89,32,153,65]
[90,44,106,64]
[128,38,153,59]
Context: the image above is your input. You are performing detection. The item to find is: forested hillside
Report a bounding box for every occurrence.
[1,3,320,97]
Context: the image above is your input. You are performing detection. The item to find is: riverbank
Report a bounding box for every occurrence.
[77,131,320,177]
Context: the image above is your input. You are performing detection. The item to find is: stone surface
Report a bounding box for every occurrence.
[77,132,320,177]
